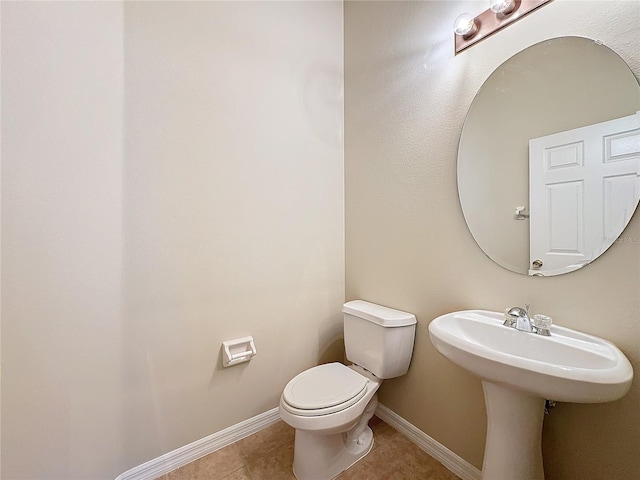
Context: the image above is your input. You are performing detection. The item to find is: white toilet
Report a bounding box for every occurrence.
[279,300,417,480]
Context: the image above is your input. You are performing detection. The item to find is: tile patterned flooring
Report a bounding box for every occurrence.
[156,416,461,480]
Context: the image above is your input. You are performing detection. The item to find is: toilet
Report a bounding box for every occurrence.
[279,300,417,480]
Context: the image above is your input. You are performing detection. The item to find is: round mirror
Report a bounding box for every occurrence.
[458,36,640,276]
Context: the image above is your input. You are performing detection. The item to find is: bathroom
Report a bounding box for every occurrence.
[1,1,638,479]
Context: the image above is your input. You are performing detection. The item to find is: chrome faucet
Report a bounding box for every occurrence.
[504,304,552,336]
[505,303,534,333]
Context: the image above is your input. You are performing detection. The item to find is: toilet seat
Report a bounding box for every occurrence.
[281,363,369,417]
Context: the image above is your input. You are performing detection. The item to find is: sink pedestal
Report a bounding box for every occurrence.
[482,382,545,480]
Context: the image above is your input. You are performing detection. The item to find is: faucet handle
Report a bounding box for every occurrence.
[533,314,552,336]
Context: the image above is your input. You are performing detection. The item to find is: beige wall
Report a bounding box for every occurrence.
[121,0,344,470]
[345,1,639,479]
[1,3,125,478]
[1,1,343,478]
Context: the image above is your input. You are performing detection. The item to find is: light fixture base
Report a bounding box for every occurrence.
[455,0,553,55]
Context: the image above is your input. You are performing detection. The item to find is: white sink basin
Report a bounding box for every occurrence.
[429,310,632,403]
[429,310,634,480]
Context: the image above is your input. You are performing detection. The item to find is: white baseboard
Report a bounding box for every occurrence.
[375,403,482,480]
[115,407,281,480]
[115,403,481,480]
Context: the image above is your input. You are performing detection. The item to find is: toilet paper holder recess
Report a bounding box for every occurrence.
[222,336,257,367]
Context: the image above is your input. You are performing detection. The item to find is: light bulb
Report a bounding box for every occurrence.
[453,13,477,37]
[490,0,516,14]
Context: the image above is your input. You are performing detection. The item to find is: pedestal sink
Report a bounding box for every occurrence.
[428,310,633,480]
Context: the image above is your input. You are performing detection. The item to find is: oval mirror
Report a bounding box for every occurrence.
[458,37,640,276]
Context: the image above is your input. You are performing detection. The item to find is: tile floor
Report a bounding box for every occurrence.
[156,416,461,480]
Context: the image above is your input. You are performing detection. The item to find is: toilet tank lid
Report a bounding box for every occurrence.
[342,300,417,327]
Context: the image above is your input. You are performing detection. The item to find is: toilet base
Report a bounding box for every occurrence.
[293,426,374,480]
[292,395,378,480]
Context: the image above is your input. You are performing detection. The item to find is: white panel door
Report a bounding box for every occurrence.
[529,112,640,275]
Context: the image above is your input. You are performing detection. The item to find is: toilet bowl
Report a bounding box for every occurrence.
[279,301,417,480]
[280,363,381,479]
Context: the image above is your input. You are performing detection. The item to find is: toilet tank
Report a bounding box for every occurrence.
[342,300,417,379]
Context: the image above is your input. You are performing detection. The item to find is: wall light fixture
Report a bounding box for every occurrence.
[454,0,553,55]
[490,0,516,15]
[453,13,478,38]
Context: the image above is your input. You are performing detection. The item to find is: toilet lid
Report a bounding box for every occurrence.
[283,363,368,411]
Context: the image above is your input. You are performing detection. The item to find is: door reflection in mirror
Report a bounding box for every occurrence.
[528,112,640,276]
